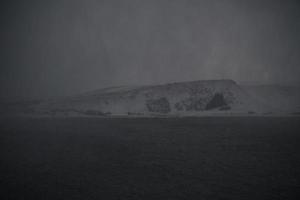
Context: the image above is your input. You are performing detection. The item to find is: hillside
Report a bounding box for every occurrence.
[3,80,299,117]
[33,80,258,116]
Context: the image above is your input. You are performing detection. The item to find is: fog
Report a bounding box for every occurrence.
[1,0,300,99]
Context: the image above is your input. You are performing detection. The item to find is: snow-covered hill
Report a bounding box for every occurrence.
[33,80,298,116]
[4,79,299,117]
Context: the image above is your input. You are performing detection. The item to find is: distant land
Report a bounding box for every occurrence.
[1,80,300,117]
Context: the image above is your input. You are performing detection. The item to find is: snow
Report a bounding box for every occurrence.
[28,80,300,117]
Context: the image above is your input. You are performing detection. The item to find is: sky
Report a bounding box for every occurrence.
[1,0,300,99]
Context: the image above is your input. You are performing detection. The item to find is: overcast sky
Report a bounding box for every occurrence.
[1,0,300,99]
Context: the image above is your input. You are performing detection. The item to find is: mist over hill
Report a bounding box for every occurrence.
[9,79,292,117]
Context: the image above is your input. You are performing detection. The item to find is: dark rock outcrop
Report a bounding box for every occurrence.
[205,93,228,110]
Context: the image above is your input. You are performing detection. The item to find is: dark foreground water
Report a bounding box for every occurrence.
[0,117,300,200]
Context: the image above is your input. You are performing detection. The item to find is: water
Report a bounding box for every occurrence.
[1,117,299,199]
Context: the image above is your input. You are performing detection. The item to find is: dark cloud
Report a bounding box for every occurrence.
[1,0,300,99]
